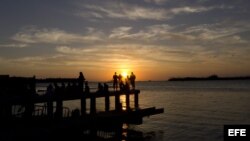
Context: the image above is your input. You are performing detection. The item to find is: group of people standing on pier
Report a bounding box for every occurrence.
[45,72,89,96]
[45,71,136,98]
[113,72,136,91]
[43,71,136,117]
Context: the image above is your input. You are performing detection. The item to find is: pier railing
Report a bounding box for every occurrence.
[7,89,140,116]
[11,104,71,118]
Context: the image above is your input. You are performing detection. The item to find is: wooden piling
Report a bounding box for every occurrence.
[47,99,53,118]
[55,99,63,118]
[126,92,130,110]
[45,84,53,118]
[55,91,63,119]
[90,95,96,114]
[81,92,86,115]
[105,94,110,112]
[134,91,139,108]
[24,93,34,119]
[115,92,120,111]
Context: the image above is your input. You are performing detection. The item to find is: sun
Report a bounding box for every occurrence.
[121,71,128,78]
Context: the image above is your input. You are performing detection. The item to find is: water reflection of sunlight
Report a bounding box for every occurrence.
[122,123,128,138]
[120,95,127,111]
[122,123,128,141]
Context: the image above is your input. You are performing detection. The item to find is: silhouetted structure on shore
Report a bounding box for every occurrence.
[168,75,250,81]
[0,74,163,140]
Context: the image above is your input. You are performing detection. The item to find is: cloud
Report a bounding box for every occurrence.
[109,24,195,41]
[79,4,168,20]
[55,44,197,65]
[182,22,250,44]
[106,22,248,45]
[170,6,210,14]
[144,0,168,4]
[12,27,104,44]
[170,5,234,15]
[56,46,99,55]
[78,2,233,21]
[0,43,28,48]
[109,26,133,39]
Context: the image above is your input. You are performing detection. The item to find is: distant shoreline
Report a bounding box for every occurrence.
[168,75,250,81]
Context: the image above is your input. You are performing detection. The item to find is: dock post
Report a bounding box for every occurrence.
[55,98,63,119]
[134,91,139,108]
[104,83,110,112]
[46,84,53,118]
[47,97,53,118]
[90,94,96,114]
[54,83,63,119]
[47,91,53,118]
[24,91,34,119]
[81,92,86,115]
[126,92,130,110]
[115,92,120,111]
[105,94,110,112]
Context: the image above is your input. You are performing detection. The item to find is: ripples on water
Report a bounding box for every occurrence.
[136,80,250,141]
[37,80,250,141]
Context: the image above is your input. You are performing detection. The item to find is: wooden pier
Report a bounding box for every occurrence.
[0,75,164,140]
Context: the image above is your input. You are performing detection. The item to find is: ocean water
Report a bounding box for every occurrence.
[134,80,250,141]
[36,80,250,141]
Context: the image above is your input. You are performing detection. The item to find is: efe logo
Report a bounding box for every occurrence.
[228,129,246,136]
[224,125,250,141]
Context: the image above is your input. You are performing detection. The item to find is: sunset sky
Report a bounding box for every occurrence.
[0,0,250,81]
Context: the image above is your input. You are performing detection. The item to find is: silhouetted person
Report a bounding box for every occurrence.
[78,72,85,92]
[126,75,130,84]
[130,72,136,89]
[113,72,118,91]
[72,82,77,95]
[66,82,71,88]
[46,83,54,95]
[71,108,80,119]
[85,81,90,93]
[119,81,125,91]
[125,81,130,91]
[104,83,109,93]
[118,74,124,91]
[66,82,71,94]
[61,82,66,96]
[97,83,104,93]
[45,84,54,96]
[118,74,123,90]
[54,82,59,93]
